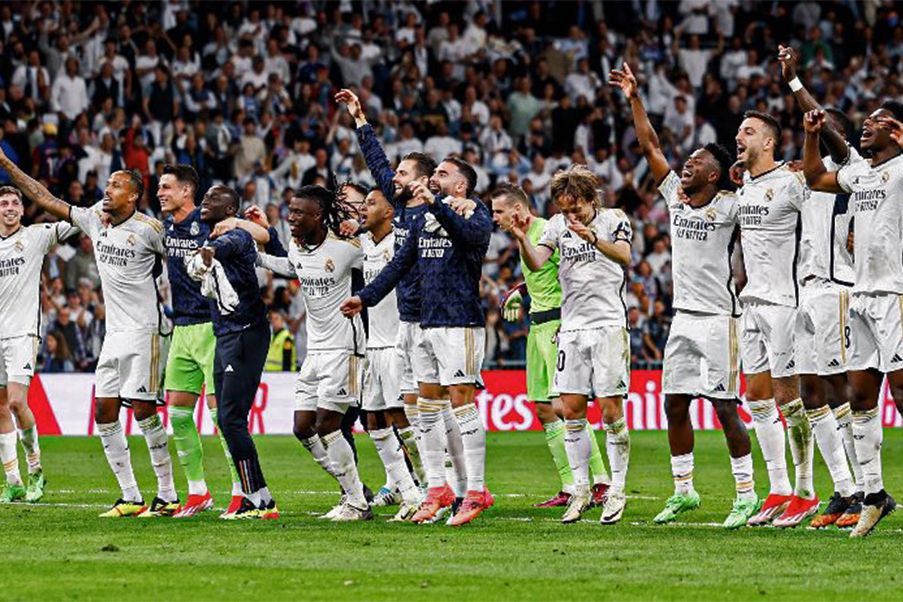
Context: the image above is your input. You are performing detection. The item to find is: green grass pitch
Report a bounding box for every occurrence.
[1,430,900,600]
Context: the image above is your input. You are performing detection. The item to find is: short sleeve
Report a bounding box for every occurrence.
[608,210,633,244]
[346,238,364,270]
[837,156,874,194]
[538,215,563,250]
[658,170,681,209]
[68,204,102,238]
[148,226,165,256]
[788,171,808,211]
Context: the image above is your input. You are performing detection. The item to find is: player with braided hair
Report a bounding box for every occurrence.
[257,185,373,521]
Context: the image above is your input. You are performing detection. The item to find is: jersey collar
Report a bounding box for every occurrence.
[0,226,22,240]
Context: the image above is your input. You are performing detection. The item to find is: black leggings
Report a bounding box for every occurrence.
[214,323,270,495]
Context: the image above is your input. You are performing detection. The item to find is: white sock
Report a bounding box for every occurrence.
[442,404,467,497]
[322,430,367,507]
[852,408,883,496]
[0,431,22,486]
[300,434,339,481]
[370,427,419,504]
[603,418,630,492]
[417,398,448,489]
[187,479,207,496]
[97,421,141,501]
[259,486,273,505]
[454,403,486,493]
[807,405,854,496]
[671,452,694,495]
[18,426,41,474]
[232,482,243,496]
[747,399,792,496]
[563,419,590,492]
[138,414,177,503]
[833,403,863,491]
[779,398,814,498]
[730,454,756,500]
[246,489,262,506]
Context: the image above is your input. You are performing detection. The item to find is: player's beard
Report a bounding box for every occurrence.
[395,185,414,205]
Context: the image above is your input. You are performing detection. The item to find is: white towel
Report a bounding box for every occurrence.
[185,249,240,315]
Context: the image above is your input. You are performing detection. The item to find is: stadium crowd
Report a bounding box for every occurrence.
[1,0,899,373]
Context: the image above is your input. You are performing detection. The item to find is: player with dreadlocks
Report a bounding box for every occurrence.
[256,185,373,521]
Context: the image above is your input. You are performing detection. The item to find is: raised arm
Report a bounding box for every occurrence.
[256,251,297,278]
[429,196,492,248]
[802,110,844,193]
[609,63,670,183]
[778,45,848,164]
[0,146,71,221]
[336,89,397,203]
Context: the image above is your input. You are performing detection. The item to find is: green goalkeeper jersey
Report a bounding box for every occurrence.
[522,217,562,314]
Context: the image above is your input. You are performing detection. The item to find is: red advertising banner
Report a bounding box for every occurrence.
[27,370,903,435]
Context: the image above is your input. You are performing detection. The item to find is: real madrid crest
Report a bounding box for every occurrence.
[127,234,137,246]
[764,189,774,202]
[882,171,890,183]
[382,250,390,262]
[324,258,335,272]
[190,221,200,236]
[705,207,717,222]
[14,241,24,252]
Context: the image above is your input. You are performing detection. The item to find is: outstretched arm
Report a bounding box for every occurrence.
[0,147,71,221]
[504,215,553,271]
[802,110,843,193]
[609,63,670,183]
[778,45,848,164]
[337,88,397,203]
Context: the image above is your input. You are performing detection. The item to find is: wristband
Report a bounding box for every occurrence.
[788,77,803,92]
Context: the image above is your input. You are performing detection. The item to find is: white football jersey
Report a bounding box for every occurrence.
[0,223,78,338]
[798,149,859,285]
[261,232,366,353]
[737,163,806,307]
[660,171,740,316]
[837,152,903,295]
[361,230,399,349]
[69,204,165,333]
[538,210,632,331]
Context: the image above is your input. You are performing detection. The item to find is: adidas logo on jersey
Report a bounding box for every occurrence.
[23,363,31,370]
[713,383,726,392]
[562,231,573,238]
[454,370,466,378]
[225,365,234,373]
[136,386,147,393]
[337,388,347,396]
[892,353,903,364]
[616,380,627,390]
[785,359,795,370]
[828,358,841,368]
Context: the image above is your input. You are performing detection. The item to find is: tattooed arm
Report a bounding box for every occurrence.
[0,146,72,221]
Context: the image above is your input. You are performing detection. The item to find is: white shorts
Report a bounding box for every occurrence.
[847,293,903,373]
[0,335,39,387]
[663,312,740,399]
[295,350,364,413]
[414,326,485,387]
[363,347,403,412]
[554,326,630,398]
[740,302,797,378]
[795,282,850,375]
[395,321,420,395]
[96,331,164,401]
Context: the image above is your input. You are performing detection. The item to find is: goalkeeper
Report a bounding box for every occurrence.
[491,184,611,508]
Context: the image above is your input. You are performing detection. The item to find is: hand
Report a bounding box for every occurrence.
[243,205,269,228]
[608,62,638,99]
[448,197,476,217]
[199,247,214,268]
[499,211,528,240]
[210,217,239,239]
[787,159,804,172]
[334,88,366,124]
[339,219,361,237]
[876,115,903,146]
[675,186,690,205]
[410,181,434,205]
[500,287,523,322]
[567,216,596,245]
[339,296,364,317]
[777,45,799,82]
[803,109,826,134]
[729,161,745,187]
